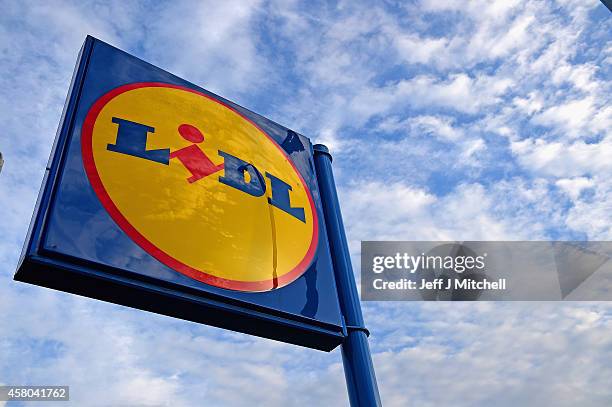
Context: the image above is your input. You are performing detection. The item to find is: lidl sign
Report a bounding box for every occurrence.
[82,82,318,291]
[16,36,344,351]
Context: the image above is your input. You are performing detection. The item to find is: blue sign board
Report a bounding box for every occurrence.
[15,36,345,351]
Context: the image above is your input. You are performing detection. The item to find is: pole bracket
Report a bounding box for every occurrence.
[313,143,333,162]
[345,325,370,337]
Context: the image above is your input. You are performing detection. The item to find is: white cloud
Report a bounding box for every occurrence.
[532,97,609,138]
[461,137,486,159]
[556,177,595,200]
[391,0,536,70]
[379,115,465,141]
[394,73,514,114]
[420,0,523,19]
[513,92,544,115]
[564,177,612,239]
[552,63,599,92]
[339,180,546,250]
[140,0,268,98]
[511,137,612,177]
[365,302,612,407]
[393,34,448,65]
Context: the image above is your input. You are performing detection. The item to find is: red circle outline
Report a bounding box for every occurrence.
[81,82,319,292]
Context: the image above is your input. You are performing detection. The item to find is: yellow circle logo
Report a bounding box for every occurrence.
[82,83,318,291]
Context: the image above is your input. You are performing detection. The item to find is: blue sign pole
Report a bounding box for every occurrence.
[313,144,382,407]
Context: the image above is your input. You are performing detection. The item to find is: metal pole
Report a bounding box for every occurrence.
[313,144,382,407]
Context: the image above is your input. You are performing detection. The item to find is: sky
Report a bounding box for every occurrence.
[0,0,611,406]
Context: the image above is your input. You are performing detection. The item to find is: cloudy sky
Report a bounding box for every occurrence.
[1,0,611,406]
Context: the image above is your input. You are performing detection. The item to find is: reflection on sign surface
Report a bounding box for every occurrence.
[82,83,318,291]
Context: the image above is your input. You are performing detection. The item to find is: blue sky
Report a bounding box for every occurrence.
[0,0,611,406]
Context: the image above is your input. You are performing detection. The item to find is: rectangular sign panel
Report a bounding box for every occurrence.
[15,36,344,351]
